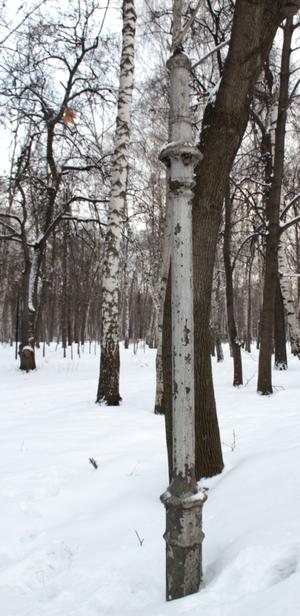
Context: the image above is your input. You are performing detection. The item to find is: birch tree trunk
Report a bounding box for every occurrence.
[122,229,130,349]
[160,0,206,601]
[278,241,300,357]
[274,275,287,368]
[154,200,171,414]
[0,243,11,340]
[214,270,224,362]
[257,16,293,393]
[61,221,69,358]
[245,254,253,352]
[96,0,136,405]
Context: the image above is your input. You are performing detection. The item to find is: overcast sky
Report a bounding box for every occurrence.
[0,0,125,175]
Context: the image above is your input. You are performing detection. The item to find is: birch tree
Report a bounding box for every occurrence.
[257,15,294,393]
[278,239,300,358]
[96,0,136,405]
[154,202,170,414]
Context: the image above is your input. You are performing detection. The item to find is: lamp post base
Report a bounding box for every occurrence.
[161,486,207,601]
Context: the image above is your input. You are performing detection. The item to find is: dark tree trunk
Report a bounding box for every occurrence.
[223,185,243,386]
[191,0,290,475]
[295,210,300,317]
[215,331,224,362]
[256,319,261,350]
[210,326,216,357]
[257,231,279,393]
[80,303,89,346]
[257,17,293,393]
[214,272,224,362]
[245,256,253,352]
[193,207,224,479]
[47,231,57,343]
[19,257,36,371]
[15,290,20,360]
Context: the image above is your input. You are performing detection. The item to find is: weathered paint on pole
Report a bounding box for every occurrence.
[159,47,206,601]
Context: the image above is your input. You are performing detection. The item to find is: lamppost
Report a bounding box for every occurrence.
[159,0,207,601]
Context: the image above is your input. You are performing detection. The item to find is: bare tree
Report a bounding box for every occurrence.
[192,0,299,478]
[0,0,110,368]
[257,15,294,393]
[223,182,243,385]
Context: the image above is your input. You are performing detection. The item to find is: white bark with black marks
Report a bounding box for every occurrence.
[278,241,300,358]
[97,0,136,405]
[154,200,171,413]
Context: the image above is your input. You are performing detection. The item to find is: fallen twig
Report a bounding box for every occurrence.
[135,530,144,546]
[89,457,98,469]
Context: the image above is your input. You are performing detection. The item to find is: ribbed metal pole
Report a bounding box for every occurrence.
[160,47,206,601]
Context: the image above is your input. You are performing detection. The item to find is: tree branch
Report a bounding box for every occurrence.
[192,37,230,70]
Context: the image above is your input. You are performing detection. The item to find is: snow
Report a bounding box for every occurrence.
[0,342,300,615]
[207,78,221,106]
[159,141,199,160]
[28,252,39,313]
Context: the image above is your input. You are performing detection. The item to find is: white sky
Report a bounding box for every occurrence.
[0,1,298,175]
[0,0,162,175]
[0,0,125,174]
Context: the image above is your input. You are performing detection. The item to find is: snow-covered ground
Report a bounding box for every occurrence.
[0,342,299,616]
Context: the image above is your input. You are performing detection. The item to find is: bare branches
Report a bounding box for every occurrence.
[0,0,49,46]
[280,212,300,234]
[174,0,204,49]
[280,192,300,221]
[192,37,230,70]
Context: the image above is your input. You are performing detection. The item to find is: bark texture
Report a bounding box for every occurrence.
[154,199,171,414]
[257,16,293,393]
[97,0,136,405]
[245,256,253,352]
[192,0,292,475]
[211,271,224,362]
[274,276,287,369]
[278,241,300,357]
[223,185,243,386]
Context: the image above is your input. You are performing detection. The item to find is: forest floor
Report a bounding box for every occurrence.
[0,341,299,616]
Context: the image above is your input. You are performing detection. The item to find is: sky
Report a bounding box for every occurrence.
[0,0,125,175]
[0,1,298,176]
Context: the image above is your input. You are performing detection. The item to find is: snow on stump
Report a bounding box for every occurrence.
[20,345,36,372]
